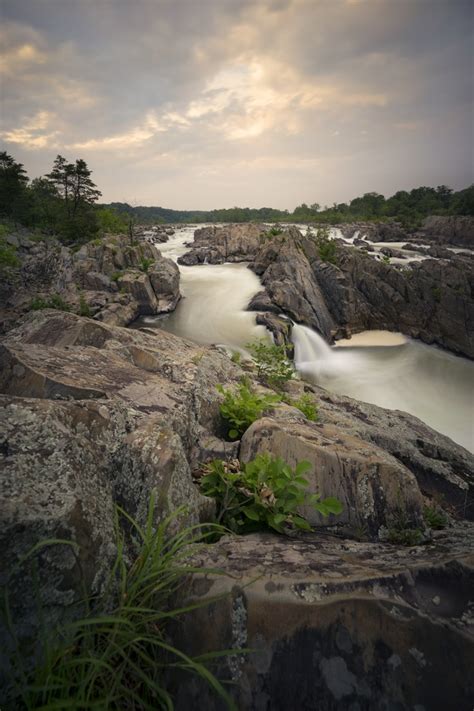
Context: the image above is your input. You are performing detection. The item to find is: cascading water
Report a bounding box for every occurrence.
[292,323,474,452]
[137,226,473,452]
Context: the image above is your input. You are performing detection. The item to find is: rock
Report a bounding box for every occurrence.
[254,313,294,357]
[174,525,474,710]
[117,271,159,315]
[81,270,116,292]
[421,215,474,247]
[178,223,267,265]
[148,258,181,312]
[248,229,474,358]
[380,246,406,259]
[251,229,337,342]
[0,310,247,700]
[426,245,455,259]
[240,416,424,536]
[353,237,374,251]
[247,289,282,313]
[306,382,474,519]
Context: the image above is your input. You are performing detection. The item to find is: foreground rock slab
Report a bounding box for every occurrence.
[176,528,474,710]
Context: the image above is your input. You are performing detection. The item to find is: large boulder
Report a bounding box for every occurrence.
[240,416,424,536]
[174,526,474,710]
[178,223,267,265]
[148,258,181,312]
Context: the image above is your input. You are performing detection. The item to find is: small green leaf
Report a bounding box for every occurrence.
[228,429,240,440]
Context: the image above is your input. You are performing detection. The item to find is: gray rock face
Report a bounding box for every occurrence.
[174,527,474,710]
[148,258,181,312]
[178,223,267,265]
[250,231,474,357]
[0,310,246,697]
[240,416,424,535]
[421,215,474,247]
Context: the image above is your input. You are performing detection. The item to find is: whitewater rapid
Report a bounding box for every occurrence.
[139,226,474,452]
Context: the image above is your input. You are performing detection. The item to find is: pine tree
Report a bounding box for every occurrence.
[0,151,29,220]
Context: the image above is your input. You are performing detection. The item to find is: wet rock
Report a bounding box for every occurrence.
[174,526,474,710]
[148,258,181,312]
[248,230,474,358]
[255,313,294,356]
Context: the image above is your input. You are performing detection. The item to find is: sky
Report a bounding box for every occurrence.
[1,0,473,210]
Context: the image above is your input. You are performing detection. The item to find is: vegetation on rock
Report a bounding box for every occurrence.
[246,340,294,386]
[200,454,342,535]
[3,499,236,710]
[217,381,281,440]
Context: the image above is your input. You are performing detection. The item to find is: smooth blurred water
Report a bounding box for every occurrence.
[140,226,473,452]
[293,324,474,452]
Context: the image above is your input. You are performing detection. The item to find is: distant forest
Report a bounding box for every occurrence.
[1,151,473,249]
[104,183,474,228]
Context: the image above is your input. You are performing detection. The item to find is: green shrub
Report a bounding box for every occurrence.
[0,238,20,270]
[387,526,423,546]
[268,226,283,236]
[424,505,448,530]
[200,454,343,535]
[217,381,281,440]
[111,270,123,282]
[283,392,319,421]
[431,286,442,302]
[246,340,294,386]
[381,254,391,264]
[139,257,155,273]
[29,293,71,312]
[78,293,92,318]
[311,226,338,265]
[4,498,236,710]
[230,351,241,364]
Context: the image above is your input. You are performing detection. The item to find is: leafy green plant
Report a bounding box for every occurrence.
[230,351,241,365]
[381,254,391,264]
[387,506,423,546]
[111,270,123,282]
[29,293,71,312]
[283,392,318,421]
[200,454,343,535]
[268,226,283,236]
[424,505,448,530]
[139,257,155,273]
[246,340,294,386]
[78,293,92,317]
[217,381,281,440]
[3,499,237,711]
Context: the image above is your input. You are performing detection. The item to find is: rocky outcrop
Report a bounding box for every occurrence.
[248,229,474,357]
[0,310,245,696]
[175,526,474,710]
[1,309,473,706]
[178,223,267,265]
[240,416,424,536]
[421,215,474,247]
[0,231,181,333]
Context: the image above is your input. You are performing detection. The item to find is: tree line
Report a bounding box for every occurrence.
[1,150,473,246]
[106,184,473,228]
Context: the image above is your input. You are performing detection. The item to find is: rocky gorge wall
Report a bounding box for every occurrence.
[1,308,473,707]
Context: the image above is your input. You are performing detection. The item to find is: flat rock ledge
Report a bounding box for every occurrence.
[175,527,474,710]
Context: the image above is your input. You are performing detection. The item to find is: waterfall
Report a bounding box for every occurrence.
[292,324,333,380]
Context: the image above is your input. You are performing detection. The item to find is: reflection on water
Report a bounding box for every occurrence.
[293,324,474,452]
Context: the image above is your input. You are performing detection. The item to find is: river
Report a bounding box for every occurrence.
[139,225,474,452]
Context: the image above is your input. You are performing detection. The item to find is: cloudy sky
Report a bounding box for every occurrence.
[1,0,472,209]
